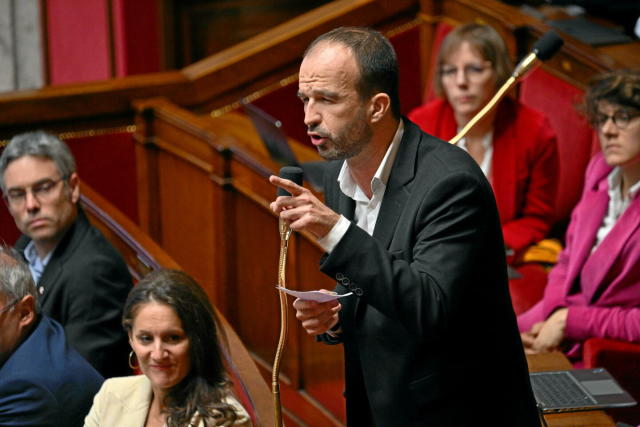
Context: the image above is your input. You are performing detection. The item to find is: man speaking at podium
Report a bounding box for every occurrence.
[270,27,538,426]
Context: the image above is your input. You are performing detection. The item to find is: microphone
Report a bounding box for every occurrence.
[277,166,304,196]
[512,30,564,79]
[450,30,564,145]
[273,165,303,427]
[277,166,304,239]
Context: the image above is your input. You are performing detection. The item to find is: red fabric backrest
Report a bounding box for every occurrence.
[0,146,21,244]
[519,68,599,225]
[423,22,454,103]
[66,132,139,224]
[389,24,423,115]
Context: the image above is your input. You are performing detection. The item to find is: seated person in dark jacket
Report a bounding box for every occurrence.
[0,245,104,427]
[0,131,133,378]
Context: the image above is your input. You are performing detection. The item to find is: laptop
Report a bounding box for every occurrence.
[241,100,327,191]
[530,368,636,413]
[549,16,633,47]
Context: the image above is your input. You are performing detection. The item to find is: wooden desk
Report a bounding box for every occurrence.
[527,352,615,427]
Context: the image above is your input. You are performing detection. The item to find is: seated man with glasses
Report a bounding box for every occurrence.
[0,131,132,378]
[519,70,640,362]
[409,23,559,262]
[0,245,103,427]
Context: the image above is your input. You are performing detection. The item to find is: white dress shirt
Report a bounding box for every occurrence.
[593,167,640,251]
[457,130,494,178]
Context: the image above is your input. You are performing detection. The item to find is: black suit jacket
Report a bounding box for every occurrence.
[15,207,132,378]
[320,119,539,426]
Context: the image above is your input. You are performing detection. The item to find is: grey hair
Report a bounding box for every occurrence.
[0,131,76,192]
[0,245,38,313]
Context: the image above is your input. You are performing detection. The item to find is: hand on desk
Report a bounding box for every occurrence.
[521,308,568,354]
[293,295,341,336]
[269,175,340,239]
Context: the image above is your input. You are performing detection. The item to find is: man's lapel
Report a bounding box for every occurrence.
[372,119,418,248]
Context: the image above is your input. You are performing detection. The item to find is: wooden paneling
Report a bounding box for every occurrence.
[0,0,418,135]
[166,0,331,68]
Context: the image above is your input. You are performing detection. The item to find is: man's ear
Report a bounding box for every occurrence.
[16,295,35,329]
[369,93,391,123]
[68,173,80,204]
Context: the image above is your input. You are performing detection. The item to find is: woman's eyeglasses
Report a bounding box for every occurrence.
[595,109,640,130]
[440,63,492,82]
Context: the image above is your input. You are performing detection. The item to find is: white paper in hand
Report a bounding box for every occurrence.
[276,287,353,302]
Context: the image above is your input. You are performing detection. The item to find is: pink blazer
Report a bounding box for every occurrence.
[408,97,558,252]
[518,153,640,352]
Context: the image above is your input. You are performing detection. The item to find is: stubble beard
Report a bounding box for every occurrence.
[316,108,373,161]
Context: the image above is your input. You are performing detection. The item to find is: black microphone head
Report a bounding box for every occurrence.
[277,166,304,196]
[532,30,564,61]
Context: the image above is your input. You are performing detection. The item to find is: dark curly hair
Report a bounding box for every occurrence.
[123,269,238,426]
[583,70,640,127]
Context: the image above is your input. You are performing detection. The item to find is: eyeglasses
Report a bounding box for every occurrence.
[440,63,492,82]
[2,176,67,208]
[0,298,18,315]
[594,109,640,130]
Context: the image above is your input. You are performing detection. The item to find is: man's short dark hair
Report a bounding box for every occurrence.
[305,26,401,118]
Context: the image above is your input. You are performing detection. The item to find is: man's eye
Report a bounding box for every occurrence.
[33,182,54,194]
[8,190,25,200]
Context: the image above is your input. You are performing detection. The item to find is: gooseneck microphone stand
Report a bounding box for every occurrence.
[449,30,564,145]
[272,166,304,427]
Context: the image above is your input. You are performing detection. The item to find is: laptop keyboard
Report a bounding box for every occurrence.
[530,372,597,409]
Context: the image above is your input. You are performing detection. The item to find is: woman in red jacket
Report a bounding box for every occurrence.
[409,23,559,257]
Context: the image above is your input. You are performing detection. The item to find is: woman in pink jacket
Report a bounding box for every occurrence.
[519,70,640,362]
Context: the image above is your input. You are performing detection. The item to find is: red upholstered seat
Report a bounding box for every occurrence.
[512,68,600,314]
[519,68,599,228]
[583,338,640,425]
[422,22,453,104]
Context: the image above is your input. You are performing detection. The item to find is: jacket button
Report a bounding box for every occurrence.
[348,284,357,291]
[354,288,364,296]
[336,272,344,280]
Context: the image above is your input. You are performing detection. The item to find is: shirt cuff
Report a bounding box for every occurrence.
[317,215,350,253]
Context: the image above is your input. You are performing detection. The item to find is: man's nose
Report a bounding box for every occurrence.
[304,102,320,128]
[24,190,40,212]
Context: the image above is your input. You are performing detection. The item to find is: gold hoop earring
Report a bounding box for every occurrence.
[128,351,139,370]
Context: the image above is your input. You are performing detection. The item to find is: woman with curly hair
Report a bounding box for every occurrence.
[519,70,640,361]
